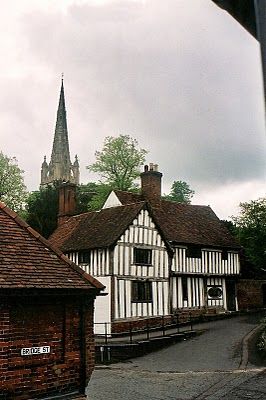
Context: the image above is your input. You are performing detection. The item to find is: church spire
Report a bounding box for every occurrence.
[41,78,80,186]
[50,78,71,168]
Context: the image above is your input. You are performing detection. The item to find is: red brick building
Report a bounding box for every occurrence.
[0,201,104,399]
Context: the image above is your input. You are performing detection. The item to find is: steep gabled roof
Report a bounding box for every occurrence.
[50,202,146,252]
[114,190,240,249]
[152,200,239,248]
[50,188,239,252]
[114,190,143,205]
[0,202,104,291]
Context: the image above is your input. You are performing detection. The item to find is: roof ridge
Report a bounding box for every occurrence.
[0,201,104,291]
[114,189,141,193]
[160,198,211,207]
[106,200,145,209]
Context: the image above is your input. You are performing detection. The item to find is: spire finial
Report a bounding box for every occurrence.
[61,72,64,82]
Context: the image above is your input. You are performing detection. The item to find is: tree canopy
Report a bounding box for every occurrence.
[25,182,98,238]
[164,180,194,204]
[26,184,59,239]
[0,151,27,212]
[232,197,266,272]
[87,135,147,191]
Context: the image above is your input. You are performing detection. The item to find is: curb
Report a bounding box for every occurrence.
[239,323,265,369]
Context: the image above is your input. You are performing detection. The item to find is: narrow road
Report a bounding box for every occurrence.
[87,313,266,400]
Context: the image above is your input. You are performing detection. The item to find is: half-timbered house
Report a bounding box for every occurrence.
[50,165,241,333]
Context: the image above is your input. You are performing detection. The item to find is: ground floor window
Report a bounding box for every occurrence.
[131,280,152,302]
[207,286,223,300]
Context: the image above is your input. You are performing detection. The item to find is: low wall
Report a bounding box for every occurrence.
[111,307,226,334]
[237,279,266,310]
[111,315,173,334]
[174,307,224,322]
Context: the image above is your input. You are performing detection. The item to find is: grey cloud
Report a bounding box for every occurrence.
[14,0,265,194]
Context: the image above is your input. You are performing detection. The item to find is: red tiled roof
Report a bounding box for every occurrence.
[115,191,240,248]
[152,200,239,248]
[50,202,146,252]
[114,190,143,205]
[50,190,239,251]
[0,202,105,291]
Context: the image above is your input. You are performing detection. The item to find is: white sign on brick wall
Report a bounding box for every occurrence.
[21,346,51,356]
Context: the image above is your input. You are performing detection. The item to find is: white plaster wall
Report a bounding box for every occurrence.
[102,191,122,209]
[94,276,111,335]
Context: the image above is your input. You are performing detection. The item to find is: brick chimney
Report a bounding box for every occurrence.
[58,182,77,226]
[140,163,162,203]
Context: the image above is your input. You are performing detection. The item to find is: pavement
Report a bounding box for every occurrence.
[87,312,266,399]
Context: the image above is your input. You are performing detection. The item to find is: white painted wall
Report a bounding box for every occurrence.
[94,276,111,335]
[113,209,170,319]
[102,191,122,209]
[172,247,240,276]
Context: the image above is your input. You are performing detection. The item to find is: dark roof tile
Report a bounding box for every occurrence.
[50,202,146,251]
[50,190,240,252]
[114,191,239,248]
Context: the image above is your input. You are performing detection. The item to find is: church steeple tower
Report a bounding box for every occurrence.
[41,79,80,186]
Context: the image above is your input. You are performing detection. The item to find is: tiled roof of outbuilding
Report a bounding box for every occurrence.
[0,202,104,290]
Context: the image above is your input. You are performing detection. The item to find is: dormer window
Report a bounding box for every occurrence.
[134,248,152,265]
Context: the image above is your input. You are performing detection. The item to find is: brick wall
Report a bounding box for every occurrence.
[110,307,226,334]
[0,295,95,400]
[237,279,266,310]
[84,299,95,386]
[111,315,173,334]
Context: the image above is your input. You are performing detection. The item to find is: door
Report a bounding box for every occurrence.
[226,280,236,311]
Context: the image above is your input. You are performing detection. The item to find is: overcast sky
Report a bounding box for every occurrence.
[0,0,265,219]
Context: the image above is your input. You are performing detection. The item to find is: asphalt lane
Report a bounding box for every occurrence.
[116,315,257,372]
[87,314,266,400]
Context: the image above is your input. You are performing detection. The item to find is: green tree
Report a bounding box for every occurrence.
[87,135,147,191]
[164,180,194,204]
[0,151,27,212]
[221,219,237,236]
[232,198,266,271]
[87,183,114,211]
[25,182,98,238]
[26,183,59,239]
[77,183,99,213]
